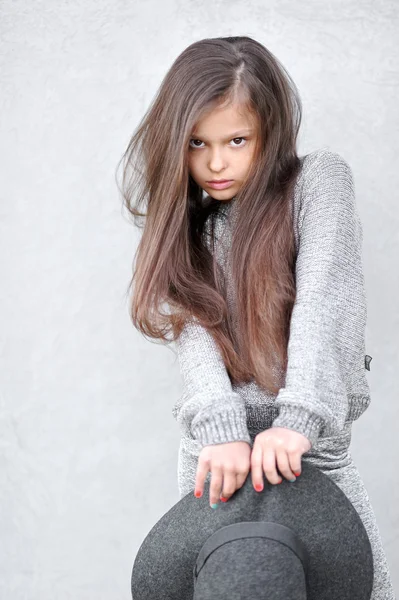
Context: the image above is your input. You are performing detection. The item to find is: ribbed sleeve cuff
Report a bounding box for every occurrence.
[191,402,252,448]
[272,405,325,447]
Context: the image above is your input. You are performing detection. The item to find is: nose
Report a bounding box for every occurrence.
[208,148,227,172]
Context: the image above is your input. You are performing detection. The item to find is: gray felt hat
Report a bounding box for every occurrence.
[131,460,373,599]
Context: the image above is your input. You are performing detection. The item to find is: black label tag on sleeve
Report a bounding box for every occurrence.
[365,355,372,371]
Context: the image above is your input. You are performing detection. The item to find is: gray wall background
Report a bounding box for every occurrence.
[0,0,397,598]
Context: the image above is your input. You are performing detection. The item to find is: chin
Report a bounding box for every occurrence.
[205,189,236,200]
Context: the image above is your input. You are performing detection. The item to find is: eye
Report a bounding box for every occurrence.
[231,137,246,146]
[188,137,247,149]
[189,139,204,148]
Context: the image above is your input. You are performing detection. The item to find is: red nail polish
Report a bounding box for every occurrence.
[194,490,202,498]
[220,496,228,502]
[254,484,263,492]
[294,471,301,477]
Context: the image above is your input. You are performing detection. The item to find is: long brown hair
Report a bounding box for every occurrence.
[115,36,303,395]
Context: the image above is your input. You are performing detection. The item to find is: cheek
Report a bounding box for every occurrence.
[187,153,194,170]
[187,154,201,177]
[241,148,257,173]
[234,153,252,176]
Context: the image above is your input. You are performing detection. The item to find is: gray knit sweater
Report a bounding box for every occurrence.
[172,148,372,450]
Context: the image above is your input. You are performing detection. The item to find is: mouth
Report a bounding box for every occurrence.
[207,179,232,183]
[207,180,234,189]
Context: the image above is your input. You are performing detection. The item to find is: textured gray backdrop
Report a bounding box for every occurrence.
[0,0,397,598]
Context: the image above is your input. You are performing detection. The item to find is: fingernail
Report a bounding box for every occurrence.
[277,479,283,484]
[254,484,263,492]
[289,478,296,483]
[211,503,219,509]
[220,496,228,502]
[194,490,202,498]
[293,471,301,477]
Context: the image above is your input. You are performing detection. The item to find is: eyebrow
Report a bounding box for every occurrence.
[190,129,254,141]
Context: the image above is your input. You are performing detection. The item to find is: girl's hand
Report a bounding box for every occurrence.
[251,427,312,489]
[194,441,252,508]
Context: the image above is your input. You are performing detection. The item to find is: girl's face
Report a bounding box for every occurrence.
[188,101,260,202]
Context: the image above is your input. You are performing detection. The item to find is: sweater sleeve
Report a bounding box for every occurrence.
[272,150,367,446]
[172,318,252,448]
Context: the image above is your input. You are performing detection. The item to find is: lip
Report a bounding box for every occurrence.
[207,180,233,190]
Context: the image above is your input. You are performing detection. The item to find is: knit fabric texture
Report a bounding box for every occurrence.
[172,148,372,449]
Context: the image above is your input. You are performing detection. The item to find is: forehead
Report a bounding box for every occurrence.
[192,102,259,137]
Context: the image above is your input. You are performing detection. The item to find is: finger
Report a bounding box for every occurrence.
[220,467,237,502]
[251,443,265,491]
[262,446,282,485]
[275,448,296,481]
[209,463,223,507]
[194,456,210,498]
[222,465,250,500]
[287,449,304,477]
[228,469,250,500]
[236,469,249,490]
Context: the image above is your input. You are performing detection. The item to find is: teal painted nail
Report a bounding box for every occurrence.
[289,478,296,483]
[211,503,219,509]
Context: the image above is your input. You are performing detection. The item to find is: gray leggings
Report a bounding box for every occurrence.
[177,422,396,600]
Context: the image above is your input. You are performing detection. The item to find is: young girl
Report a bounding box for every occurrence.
[117,36,395,599]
